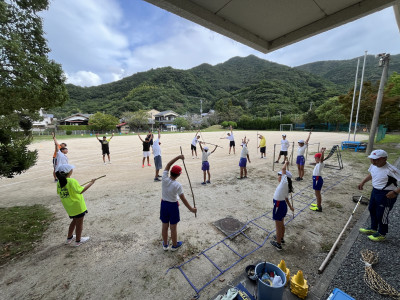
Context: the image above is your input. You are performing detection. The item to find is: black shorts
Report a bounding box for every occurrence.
[69,210,88,219]
[53,158,57,168]
[279,151,288,156]
[230,141,235,147]
[191,144,196,151]
[260,146,266,154]
[102,149,110,155]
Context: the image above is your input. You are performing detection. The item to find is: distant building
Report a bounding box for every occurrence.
[154,110,179,130]
[147,109,160,120]
[32,109,54,131]
[116,122,130,134]
[59,113,93,125]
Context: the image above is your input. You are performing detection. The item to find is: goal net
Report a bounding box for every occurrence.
[280,124,293,131]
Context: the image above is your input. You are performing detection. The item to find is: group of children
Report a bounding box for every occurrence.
[52,129,327,253]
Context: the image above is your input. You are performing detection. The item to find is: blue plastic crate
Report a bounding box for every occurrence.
[327,288,355,300]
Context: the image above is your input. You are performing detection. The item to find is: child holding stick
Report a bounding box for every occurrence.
[238,137,251,179]
[138,134,151,167]
[270,159,294,251]
[199,142,218,185]
[56,164,97,247]
[310,147,326,212]
[295,131,311,181]
[220,125,235,155]
[191,130,201,159]
[153,129,162,182]
[160,155,197,251]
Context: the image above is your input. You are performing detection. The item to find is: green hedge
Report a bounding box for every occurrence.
[58,125,90,130]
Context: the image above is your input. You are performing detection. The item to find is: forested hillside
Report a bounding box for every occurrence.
[296,54,400,93]
[48,54,399,119]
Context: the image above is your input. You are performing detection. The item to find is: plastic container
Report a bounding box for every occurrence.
[327,288,355,300]
[255,262,286,300]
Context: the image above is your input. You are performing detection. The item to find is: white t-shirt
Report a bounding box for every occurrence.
[368,163,400,190]
[226,133,234,142]
[191,137,198,146]
[55,150,68,171]
[240,145,248,158]
[297,145,307,156]
[153,138,161,156]
[273,174,289,201]
[162,170,183,202]
[313,162,324,176]
[202,151,211,162]
[281,139,290,151]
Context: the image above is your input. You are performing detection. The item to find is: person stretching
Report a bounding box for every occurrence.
[160,155,197,251]
[138,134,151,167]
[220,125,235,155]
[238,137,251,179]
[275,134,290,164]
[191,130,200,159]
[199,142,218,185]
[310,148,326,212]
[96,133,113,164]
[295,131,311,181]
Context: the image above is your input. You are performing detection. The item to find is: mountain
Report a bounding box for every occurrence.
[48,54,400,119]
[295,54,400,93]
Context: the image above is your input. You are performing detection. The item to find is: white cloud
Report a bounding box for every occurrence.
[66,71,102,87]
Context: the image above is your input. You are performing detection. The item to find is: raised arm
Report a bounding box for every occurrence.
[157,129,161,140]
[95,133,101,141]
[320,147,326,163]
[211,145,218,154]
[165,155,184,172]
[137,134,144,142]
[305,131,311,144]
[109,133,114,140]
[198,141,203,151]
[52,132,60,151]
[281,158,289,175]
[81,178,97,194]
[230,125,233,135]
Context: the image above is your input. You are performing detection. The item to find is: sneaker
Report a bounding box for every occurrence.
[368,232,386,242]
[170,241,183,251]
[54,179,58,182]
[300,178,303,181]
[201,182,206,185]
[158,175,162,178]
[281,162,285,164]
[162,242,169,251]
[310,206,322,212]
[359,227,378,235]
[237,177,243,180]
[295,177,301,181]
[142,165,144,168]
[275,161,279,163]
[65,235,76,244]
[270,240,282,251]
[243,176,247,179]
[192,157,195,159]
[273,235,285,244]
[108,161,111,164]
[104,163,107,165]
[154,178,161,182]
[310,203,318,207]
[74,236,90,247]
[148,164,151,166]
[206,180,211,184]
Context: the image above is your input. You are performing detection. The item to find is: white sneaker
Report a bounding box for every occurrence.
[104,162,107,165]
[65,235,76,244]
[108,161,111,164]
[74,236,90,247]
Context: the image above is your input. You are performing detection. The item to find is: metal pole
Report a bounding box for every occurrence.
[273,144,276,171]
[353,51,368,141]
[291,142,294,166]
[366,54,390,154]
[348,58,360,141]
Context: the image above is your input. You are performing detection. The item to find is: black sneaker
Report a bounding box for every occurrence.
[300,178,303,181]
[295,177,301,181]
[270,240,282,251]
[206,180,211,184]
[273,235,285,244]
[154,178,161,182]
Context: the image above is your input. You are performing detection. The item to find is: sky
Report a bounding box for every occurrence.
[40,0,400,87]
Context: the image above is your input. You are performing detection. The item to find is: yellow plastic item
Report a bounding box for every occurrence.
[278,260,290,286]
[290,270,309,299]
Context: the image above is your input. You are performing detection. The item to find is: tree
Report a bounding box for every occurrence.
[315,97,347,130]
[121,110,149,131]
[173,117,190,130]
[89,112,119,131]
[0,0,68,178]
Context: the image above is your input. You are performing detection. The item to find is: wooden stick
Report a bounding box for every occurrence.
[318,195,363,273]
[201,142,223,148]
[256,131,259,154]
[291,193,294,219]
[82,175,106,186]
[180,146,196,217]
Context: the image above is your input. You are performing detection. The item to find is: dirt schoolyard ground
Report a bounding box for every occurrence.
[0,131,373,299]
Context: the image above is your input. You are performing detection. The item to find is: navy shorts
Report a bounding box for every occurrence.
[239,157,247,168]
[273,200,287,221]
[260,146,266,154]
[160,200,180,225]
[53,158,57,168]
[69,210,88,219]
[279,151,288,156]
[154,155,162,170]
[313,176,324,190]
[202,161,210,171]
[191,144,196,151]
[296,155,305,165]
[230,141,235,147]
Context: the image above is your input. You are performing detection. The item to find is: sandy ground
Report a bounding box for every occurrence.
[0,130,369,299]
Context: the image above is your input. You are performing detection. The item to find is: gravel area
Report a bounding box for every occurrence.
[323,199,400,299]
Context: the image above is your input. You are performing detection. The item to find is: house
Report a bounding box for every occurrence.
[116,122,130,134]
[147,109,160,120]
[59,113,93,125]
[32,109,54,131]
[154,110,179,130]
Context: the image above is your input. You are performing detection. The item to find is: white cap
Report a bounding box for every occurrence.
[282,134,286,137]
[278,170,292,178]
[368,149,388,159]
[298,139,305,143]
[204,146,209,151]
[57,164,75,174]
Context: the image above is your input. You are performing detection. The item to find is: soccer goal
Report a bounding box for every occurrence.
[280,124,293,131]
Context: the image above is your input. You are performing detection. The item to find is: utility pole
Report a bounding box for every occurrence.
[347,58,360,141]
[366,53,390,154]
[200,99,203,117]
[309,101,313,111]
[278,110,282,120]
[353,51,367,141]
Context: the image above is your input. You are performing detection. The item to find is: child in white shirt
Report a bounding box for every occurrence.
[310,147,326,212]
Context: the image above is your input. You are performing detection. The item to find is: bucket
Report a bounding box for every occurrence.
[255,262,286,300]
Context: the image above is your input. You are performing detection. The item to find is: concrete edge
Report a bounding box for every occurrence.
[307,204,370,299]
